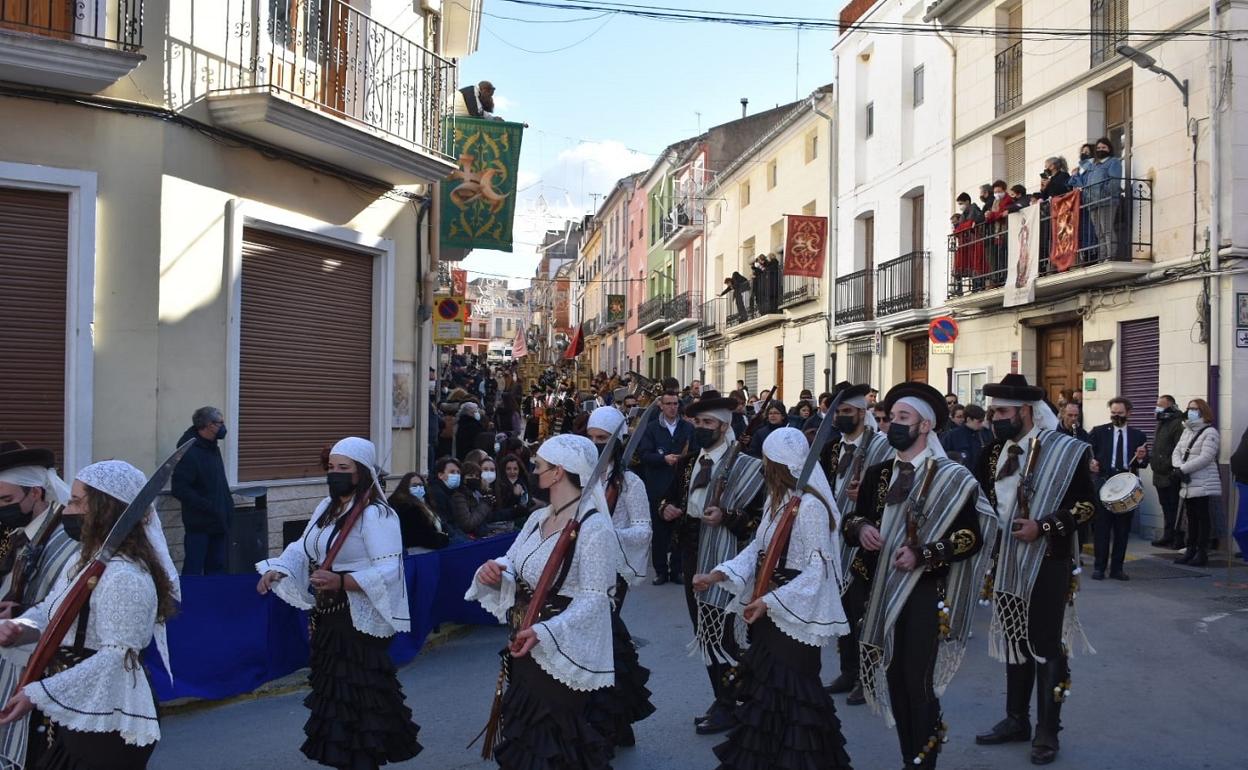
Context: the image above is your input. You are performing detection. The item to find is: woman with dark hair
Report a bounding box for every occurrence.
[746,401,788,457]
[1079,136,1124,261]
[0,460,180,769]
[496,394,523,438]
[1172,399,1221,567]
[388,472,450,551]
[693,427,853,770]
[467,434,617,769]
[494,454,540,526]
[257,437,421,769]
[789,400,815,428]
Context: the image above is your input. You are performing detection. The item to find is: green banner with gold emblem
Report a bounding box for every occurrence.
[440,117,524,252]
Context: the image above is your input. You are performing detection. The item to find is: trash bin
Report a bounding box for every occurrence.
[282,518,310,549]
[227,486,268,574]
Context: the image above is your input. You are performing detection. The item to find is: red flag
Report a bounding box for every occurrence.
[1049,189,1081,272]
[563,324,584,360]
[783,215,827,278]
[513,322,528,359]
[451,268,468,297]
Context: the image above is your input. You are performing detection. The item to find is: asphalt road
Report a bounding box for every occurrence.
[153,538,1248,769]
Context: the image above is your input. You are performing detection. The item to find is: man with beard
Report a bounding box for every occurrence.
[657,391,766,735]
[974,374,1096,766]
[454,80,503,120]
[821,383,894,705]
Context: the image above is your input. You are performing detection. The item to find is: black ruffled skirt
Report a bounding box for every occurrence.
[494,654,613,770]
[585,595,656,749]
[713,617,854,770]
[38,729,156,770]
[301,597,422,770]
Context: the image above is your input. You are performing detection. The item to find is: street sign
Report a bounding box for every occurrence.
[931,342,954,355]
[929,316,959,345]
[434,295,466,322]
[1236,329,1248,349]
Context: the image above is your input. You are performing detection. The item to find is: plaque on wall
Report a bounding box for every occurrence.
[1082,340,1113,372]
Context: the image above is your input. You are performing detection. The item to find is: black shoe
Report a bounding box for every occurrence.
[695,704,735,735]
[824,672,856,694]
[1174,550,1194,565]
[846,681,866,706]
[1091,570,1105,581]
[1109,571,1129,581]
[1150,536,1173,548]
[652,575,669,586]
[975,716,1032,745]
[1190,549,1209,567]
[1031,731,1059,765]
[670,573,684,585]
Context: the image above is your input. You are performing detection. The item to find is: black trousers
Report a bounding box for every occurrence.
[1184,495,1212,550]
[1028,556,1070,659]
[1156,483,1182,537]
[886,575,942,766]
[1093,505,1133,574]
[836,574,868,678]
[650,506,681,578]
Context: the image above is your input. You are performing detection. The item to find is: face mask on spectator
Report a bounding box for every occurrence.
[446,473,462,489]
[412,485,426,500]
[482,471,497,484]
[994,191,1005,200]
[1080,150,1091,160]
[1187,409,1200,422]
[1095,149,1110,159]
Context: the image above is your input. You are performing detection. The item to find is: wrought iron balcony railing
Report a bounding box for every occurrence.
[875,251,929,317]
[835,268,873,324]
[995,40,1022,117]
[699,296,726,338]
[638,295,673,329]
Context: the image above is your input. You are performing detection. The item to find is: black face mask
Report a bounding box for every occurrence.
[887,422,919,451]
[1094,149,1110,159]
[0,501,32,529]
[594,442,608,456]
[327,472,355,498]
[61,515,84,542]
[1080,151,1091,160]
[1110,415,1128,427]
[992,417,1022,442]
[832,415,858,435]
[692,427,721,450]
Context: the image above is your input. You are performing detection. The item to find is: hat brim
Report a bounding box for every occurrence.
[685,397,739,417]
[882,382,949,432]
[0,447,56,473]
[983,383,1046,402]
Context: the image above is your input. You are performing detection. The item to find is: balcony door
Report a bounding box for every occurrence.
[2,0,73,39]
[775,346,784,401]
[267,1,353,114]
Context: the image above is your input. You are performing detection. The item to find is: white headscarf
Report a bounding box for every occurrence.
[762,427,838,518]
[893,396,948,459]
[587,405,625,435]
[536,434,610,520]
[0,465,71,505]
[989,398,1060,432]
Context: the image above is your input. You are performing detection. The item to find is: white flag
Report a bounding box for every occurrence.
[1005,207,1041,307]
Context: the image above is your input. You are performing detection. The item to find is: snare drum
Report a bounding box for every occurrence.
[1099,472,1144,514]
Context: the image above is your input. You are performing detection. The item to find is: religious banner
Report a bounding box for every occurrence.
[440,117,525,252]
[783,214,828,278]
[1005,207,1041,308]
[513,321,528,359]
[1048,189,1081,272]
[606,294,626,325]
[563,324,585,360]
[451,268,468,297]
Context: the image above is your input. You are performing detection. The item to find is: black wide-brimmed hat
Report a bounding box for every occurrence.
[832,380,854,394]
[881,382,949,432]
[837,383,872,405]
[0,441,56,474]
[982,373,1045,403]
[685,390,739,419]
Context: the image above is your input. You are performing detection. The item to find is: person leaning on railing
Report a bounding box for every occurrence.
[1078,137,1124,261]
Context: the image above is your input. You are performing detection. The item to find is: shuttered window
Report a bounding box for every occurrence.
[239,228,374,481]
[802,354,816,393]
[0,188,68,467]
[741,360,759,397]
[1119,317,1159,442]
[1004,132,1026,187]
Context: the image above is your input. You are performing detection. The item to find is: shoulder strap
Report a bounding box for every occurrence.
[552,509,596,595]
[1182,426,1211,461]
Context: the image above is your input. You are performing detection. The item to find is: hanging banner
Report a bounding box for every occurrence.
[606,294,626,325]
[783,214,827,278]
[1005,207,1041,308]
[451,268,468,297]
[440,117,525,252]
[513,322,528,359]
[1049,189,1081,272]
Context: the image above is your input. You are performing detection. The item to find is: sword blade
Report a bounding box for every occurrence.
[797,389,847,490]
[620,400,660,468]
[95,439,195,564]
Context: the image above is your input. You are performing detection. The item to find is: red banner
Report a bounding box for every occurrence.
[451,268,468,297]
[783,215,827,278]
[1049,189,1081,272]
[513,322,528,359]
[563,324,584,360]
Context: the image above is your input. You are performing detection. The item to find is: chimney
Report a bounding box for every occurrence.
[740,98,748,118]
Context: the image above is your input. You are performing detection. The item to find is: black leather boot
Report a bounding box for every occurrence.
[1031,656,1068,765]
[976,663,1034,745]
[1190,548,1209,567]
[1151,528,1174,548]
[825,671,857,694]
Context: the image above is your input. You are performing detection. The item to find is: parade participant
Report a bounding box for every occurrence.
[657,391,766,735]
[466,434,616,769]
[0,459,180,770]
[845,383,997,769]
[973,374,1096,766]
[694,427,854,770]
[0,443,80,769]
[821,384,893,704]
[584,407,655,750]
[257,437,420,770]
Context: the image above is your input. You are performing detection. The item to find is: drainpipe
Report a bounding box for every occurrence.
[415,192,434,475]
[1207,0,1221,423]
[810,90,836,384]
[935,25,957,381]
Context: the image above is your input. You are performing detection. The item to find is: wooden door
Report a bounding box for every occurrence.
[906,338,929,383]
[2,0,73,38]
[775,346,785,401]
[1037,323,1083,403]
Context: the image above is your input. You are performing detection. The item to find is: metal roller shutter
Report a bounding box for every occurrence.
[1118,317,1159,442]
[742,360,759,397]
[802,354,815,393]
[239,228,373,481]
[0,188,68,468]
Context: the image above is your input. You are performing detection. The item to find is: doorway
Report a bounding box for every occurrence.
[1036,322,1083,403]
[906,338,929,383]
[775,346,785,400]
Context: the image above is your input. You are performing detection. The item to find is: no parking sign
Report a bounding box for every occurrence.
[929,316,958,355]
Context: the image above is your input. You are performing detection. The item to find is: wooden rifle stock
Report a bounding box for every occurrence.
[15,559,106,691]
[708,445,741,510]
[751,495,801,603]
[904,458,939,548]
[509,518,579,655]
[738,386,777,450]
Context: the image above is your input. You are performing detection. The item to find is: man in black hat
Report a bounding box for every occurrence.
[657,390,766,735]
[973,374,1096,766]
[821,382,894,705]
[844,383,997,769]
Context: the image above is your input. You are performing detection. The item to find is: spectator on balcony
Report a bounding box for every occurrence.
[956,192,984,224]
[721,272,751,320]
[1007,184,1032,211]
[1037,157,1073,200]
[1069,143,1096,187]
[764,253,782,311]
[454,80,503,121]
[952,193,988,294]
[1081,136,1125,261]
[978,183,994,211]
[983,180,1015,286]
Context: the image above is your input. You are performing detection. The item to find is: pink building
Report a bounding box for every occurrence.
[625,174,648,375]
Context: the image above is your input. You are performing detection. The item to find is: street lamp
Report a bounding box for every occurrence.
[1117,45,1188,106]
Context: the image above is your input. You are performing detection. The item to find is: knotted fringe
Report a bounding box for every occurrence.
[469,654,509,759]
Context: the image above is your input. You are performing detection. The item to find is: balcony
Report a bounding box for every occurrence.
[663,291,703,334]
[875,251,929,318]
[660,200,704,252]
[599,307,625,334]
[779,272,819,309]
[0,1,144,92]
[946,179,1153,309]
[636,295,673,336]
[835,268,874,325]
[995,40,1022,117]
[1090,0,1128,68]
[582,316,600,339]
[698,296,726,339]
[207,0,457,185]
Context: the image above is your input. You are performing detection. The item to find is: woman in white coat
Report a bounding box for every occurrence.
[1172,399,1221,567]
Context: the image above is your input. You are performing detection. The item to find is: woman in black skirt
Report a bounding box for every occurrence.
[258,437,420,769]
[694,426,854,770]
[467,433,617,769]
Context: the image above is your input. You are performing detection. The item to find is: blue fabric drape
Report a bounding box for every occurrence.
[144,532,516,702]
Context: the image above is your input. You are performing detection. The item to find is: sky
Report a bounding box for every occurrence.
[455,1,849,287]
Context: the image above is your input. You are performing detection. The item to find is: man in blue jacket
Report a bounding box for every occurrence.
[1088,397,1149,580]
[172,406,234,575]
[637,390,693,584]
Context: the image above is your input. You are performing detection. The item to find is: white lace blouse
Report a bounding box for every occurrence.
[610,471,652,584]
[715,492,850,648]
[465,505,616,692]
[9,558,160,747]
[256,500,409,638]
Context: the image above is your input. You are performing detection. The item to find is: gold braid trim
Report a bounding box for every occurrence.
[987,443,1003,507]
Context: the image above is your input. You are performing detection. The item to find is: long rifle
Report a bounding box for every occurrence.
[738,385,778,451]
[1016,435,1043,521]
[904,457,940,548]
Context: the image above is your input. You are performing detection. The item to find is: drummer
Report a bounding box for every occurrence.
[1087,398,1149,581]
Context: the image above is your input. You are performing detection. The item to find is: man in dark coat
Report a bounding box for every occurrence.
[1088,397,1149,580]
[1149,396,1186,547]
[172,406,234,575]
[637,390,694,584]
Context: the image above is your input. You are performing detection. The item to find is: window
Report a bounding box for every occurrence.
[506,318,512,331]
[741,236,755,268]
[766,160,778,190]
[865,102,875,138]
[995,5,1023,116]
[1091,0,1129,67]
[805,131,819,163]
[847,339,873,387]
[740,180,751,208]
[770,219,785,254]
[953,368,991,407]
[1104,84,1133,164]
[1003,131,1026,187]
[802,354,816,393]
[494,318,502,337]
[913,65,925,106]
[741,360,759,396]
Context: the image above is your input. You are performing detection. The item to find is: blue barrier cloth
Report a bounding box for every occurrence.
[144,532,516,703]
[1234,482,1248,561]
